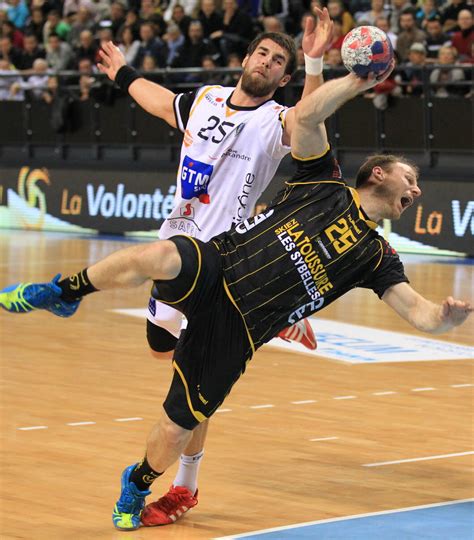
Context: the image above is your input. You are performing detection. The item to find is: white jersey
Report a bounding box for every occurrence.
[158,85,291,242]
[149,85,291,337]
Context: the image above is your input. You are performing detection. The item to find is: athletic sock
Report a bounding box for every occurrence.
[129,456,163,492]
[57,268,97,301]
[172,450,204,494]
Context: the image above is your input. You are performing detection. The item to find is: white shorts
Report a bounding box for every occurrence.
[146,296,187,338]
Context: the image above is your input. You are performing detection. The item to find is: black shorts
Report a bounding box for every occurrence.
[152,235,253,430]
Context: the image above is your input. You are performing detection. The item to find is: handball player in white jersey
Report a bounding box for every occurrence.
[97,9,333,526]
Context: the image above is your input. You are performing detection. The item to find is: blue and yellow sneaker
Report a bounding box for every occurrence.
[0,274,80,317]
[112,464,151,531]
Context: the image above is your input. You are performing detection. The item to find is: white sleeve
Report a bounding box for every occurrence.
[259,106,291,160]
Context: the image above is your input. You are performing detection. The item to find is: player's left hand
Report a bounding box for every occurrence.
[302,7,334,60]
[440,297,473,327]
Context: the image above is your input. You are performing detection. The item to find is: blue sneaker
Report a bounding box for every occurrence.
[112,464,151,531]
[0,274,81,317]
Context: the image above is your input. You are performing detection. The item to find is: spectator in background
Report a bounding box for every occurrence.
[62,0,97,18]
[290,45,305,85]
[0,34,22,67]
[134,21,168,69]
[415,0,440,29]
[451,9,473,61]
[396,42,427,96]
[198,0,223,39]
[164,0,198,22]
[7,0,28,30]
[425,15,452,61]
[76,72,95,99]
[170,3,192,37]
[325,46,343,67]
[355,0,389,26]
[74,29,98,66]
[217,0,255,60]
[0,57,23,99]
[327,0,354,35]
[396,10,426,62]
[97,2,126,40]
[68,6,95,48]
[327,18,345,50]
[78,56,96,74]
[262,15,284,33]
[24,8,45,44]
[200,53,225,83]
[388,0,411,34]
[118,9,141,40]
[375,15,398,50]
[118,25,141,65]
[88,0,110,21]
[70,56,113,102]
[19,32,45,69]
[295,12,314,49]
[162,22,184,65]
[285,0,308,35]
[141,52,158,71]
[43,10,71,43]
[259,0,289,26]
[46,32,74,70]
[221,50,241,85]
[171,19,218,68]
[430,45,466,96]
[97,27,114,47]
[11,57,49,99]
[140,0,167,36]
[2,20,23,49]
[441,0,468,33]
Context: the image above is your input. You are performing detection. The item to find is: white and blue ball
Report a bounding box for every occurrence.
[341,26,393,78]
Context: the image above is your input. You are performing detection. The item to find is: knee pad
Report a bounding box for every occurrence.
[147,319,178,353]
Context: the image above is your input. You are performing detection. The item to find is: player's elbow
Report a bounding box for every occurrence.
[294,99,323,127]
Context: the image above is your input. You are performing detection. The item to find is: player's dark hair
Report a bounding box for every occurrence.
[355,155,419,188]
[246,32,297,75]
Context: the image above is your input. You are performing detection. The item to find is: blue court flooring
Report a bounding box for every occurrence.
[218,500,473,539]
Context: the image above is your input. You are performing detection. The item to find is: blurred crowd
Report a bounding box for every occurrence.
[0,0,472,104]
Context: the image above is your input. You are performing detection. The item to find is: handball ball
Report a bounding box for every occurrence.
[341,26,393,78]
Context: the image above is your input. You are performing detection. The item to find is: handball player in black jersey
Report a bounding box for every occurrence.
[1,68,472,528]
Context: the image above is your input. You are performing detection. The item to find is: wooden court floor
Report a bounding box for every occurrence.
[0,231,473,540]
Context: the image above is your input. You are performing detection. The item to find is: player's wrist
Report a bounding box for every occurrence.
[115,65,142,94]
[304,54,323,76]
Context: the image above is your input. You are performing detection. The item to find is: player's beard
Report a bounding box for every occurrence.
[241,69,278,98]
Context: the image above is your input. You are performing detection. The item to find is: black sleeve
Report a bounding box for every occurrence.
[362,238,409,299]
[289,147,343,184]
[173,89,199,132]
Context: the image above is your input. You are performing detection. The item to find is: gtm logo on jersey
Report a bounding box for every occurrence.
[181,155,214,204]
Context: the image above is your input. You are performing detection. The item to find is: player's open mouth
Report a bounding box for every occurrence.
[401,196,413,209]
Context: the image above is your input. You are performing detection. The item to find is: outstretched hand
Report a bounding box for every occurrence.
[97,41,126,82]
[351,59,396,92]
[440,296,473,328]
[302,8,334,59]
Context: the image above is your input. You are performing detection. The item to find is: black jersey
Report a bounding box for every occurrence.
[213,148,409,350]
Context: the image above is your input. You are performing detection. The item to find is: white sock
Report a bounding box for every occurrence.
[172,450,204,494]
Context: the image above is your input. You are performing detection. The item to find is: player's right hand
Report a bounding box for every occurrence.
[97,41,126,82]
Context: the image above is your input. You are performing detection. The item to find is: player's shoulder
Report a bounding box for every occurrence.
[288,146,346,185]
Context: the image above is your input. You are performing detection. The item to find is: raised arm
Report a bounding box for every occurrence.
[97,41,177,128]
[382,282,472,334]
[282,8,333,145]
[291,64,394,158]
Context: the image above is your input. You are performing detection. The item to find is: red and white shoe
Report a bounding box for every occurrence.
[141,485,198,526]
[277,319,317,350]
